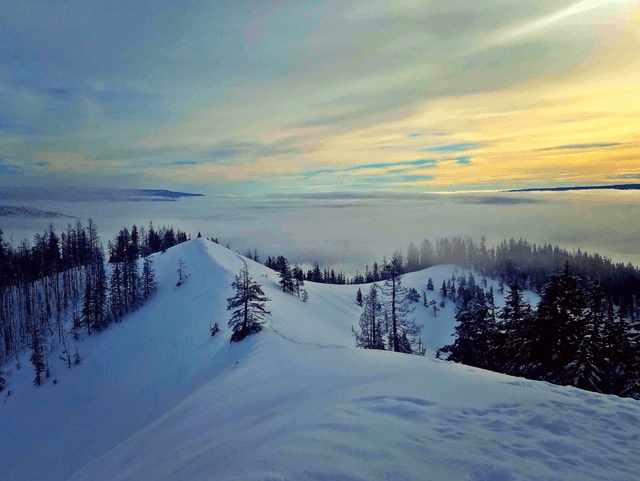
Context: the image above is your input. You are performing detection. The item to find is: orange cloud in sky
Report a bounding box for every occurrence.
[309,6,640,190]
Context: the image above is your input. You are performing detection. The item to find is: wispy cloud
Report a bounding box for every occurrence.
[350,159,437,171]
[35,151,123,173]
[426,143,485,153]
[539,143,621,151]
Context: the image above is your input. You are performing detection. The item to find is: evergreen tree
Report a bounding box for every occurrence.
[438,290,495,368]
[420,239,434,269]
[30,325,45,386]
[406,242,420,272]
[381,255,423,354]
[278,257,295,294]
[176,259,189,287]
[620,317,640,400]
[292,264,305,297]
[356,288,363,307]
[209,321,220,337]
[565,280,607,391]
[532,263,586,383]
[141,255,157,300]
[227,264,271,343]
[499,279,534,375]
[353,285,385,350]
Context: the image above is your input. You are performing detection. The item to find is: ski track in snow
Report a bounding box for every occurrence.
[1,239,639,481]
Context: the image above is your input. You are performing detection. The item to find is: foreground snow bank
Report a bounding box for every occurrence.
[1,239,638,481]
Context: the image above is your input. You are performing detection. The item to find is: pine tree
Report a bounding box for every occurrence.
[565,280,607,391]
[438,290,494,368]
[406,242,419,272]
[532,263,586,384]
[209,321,220,337]
[356,288,363,307]
[381,255,423,354]
[278,257,295,294]
[30,325,45,386]
[227,264,271,343]
[176,259,189,287]
[500,279,534,375]
[620,317,640,400]
[292,264,305,297]
[141,255,157,300]
[352,285,385,350]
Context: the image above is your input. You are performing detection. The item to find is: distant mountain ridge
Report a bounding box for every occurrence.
[0,205,75,218]
[506,183,640,192]
[0,186,204,202]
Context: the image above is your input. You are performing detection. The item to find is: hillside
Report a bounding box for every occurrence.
[1,239,638,481]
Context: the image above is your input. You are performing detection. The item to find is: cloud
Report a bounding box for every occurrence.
[539,142,621,151]
[350,159,437,171]
[35,151,123,173]
[426,143,485,153]
[199,140,303,163]
[3,1,640,193]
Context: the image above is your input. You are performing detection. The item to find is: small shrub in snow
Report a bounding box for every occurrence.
[210,321,221,337]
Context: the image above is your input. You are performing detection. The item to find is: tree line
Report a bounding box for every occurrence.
[437,264,640,400]
[384,236,639,320]
[0,221,188,388]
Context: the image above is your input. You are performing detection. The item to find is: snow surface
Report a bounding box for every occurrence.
[1,239,639,481]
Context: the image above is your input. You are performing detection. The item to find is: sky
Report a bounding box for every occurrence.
[1,0,639,195]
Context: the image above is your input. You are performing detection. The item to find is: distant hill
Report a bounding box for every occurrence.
[0,205,75,218]
[137,189,204,199]
[0,186,204,202]
[506,183,640,192]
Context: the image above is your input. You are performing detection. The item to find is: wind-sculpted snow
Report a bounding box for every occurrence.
[1,239,639,481]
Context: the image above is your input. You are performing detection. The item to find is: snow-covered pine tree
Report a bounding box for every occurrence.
[438,290,495,369]
[227,264,271,343]
[500,279,535,376]
[620,316,640,400]
[565,279,607,392]
[531,263,586,384]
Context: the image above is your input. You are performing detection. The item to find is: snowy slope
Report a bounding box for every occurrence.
[1,239,639,481]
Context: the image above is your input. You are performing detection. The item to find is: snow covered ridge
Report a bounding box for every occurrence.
[1,239,639,481]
